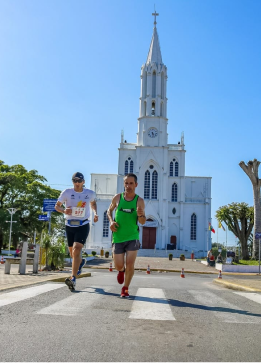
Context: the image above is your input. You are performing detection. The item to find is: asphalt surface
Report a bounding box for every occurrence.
[1,257,261,292]
[0,271,261,362]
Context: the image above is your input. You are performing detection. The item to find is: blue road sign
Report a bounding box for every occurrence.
[255,233,261,239]
[38,215,49,221]
[43,199,57,212]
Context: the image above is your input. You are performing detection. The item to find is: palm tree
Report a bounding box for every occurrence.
[239,159,261,259]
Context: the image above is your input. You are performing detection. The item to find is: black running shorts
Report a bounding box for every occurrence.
[112,240,140,254]
[65,223,90,247]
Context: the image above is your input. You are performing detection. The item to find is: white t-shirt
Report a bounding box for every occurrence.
[58,188,96,226]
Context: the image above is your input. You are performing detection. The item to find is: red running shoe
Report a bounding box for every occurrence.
[121,286,129,298]
[117,268,125,284]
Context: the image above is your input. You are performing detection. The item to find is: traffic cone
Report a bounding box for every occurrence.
[0,256,4,264]
[218,270,222,279]
[180,268,185,278]
[146,265,150,274]
[109,262,113,272]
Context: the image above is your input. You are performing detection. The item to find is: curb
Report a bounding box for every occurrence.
[213,278,261,292]
[0,272,92,292]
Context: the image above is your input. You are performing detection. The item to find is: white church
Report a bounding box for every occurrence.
[87,13,212,258]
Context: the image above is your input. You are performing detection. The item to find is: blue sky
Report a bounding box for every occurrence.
[1,0,261,246]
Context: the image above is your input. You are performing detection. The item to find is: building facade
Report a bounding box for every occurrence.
[87,15,212,257]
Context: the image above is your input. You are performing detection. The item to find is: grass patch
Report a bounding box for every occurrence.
[233,260,260,265]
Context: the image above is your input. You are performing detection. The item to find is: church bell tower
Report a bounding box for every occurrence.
[137,11,168,147]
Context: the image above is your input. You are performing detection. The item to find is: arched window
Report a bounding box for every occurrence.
[152,71,156,98]
[152,170,158,199]
[103,211,109,237]
[172,183,178,202]
[175,160,179,177]
[160,102,163,117]
[130,160,133,173]
[190,213,197,240]
[124,160,128,175]
[170,161,173,176]
[125,158,134,175]
[161,72,165,99]
[144,170,150,199]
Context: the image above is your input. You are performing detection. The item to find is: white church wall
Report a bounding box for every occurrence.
[182,203,207,252]
[90,174,117,196]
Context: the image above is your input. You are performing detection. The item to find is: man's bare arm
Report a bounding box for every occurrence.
[90,200,98,222]
[137,197,146,225]
[55,201,72,215]
[107,194,120,232]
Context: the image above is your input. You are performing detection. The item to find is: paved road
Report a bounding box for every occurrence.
[1,270,261,362]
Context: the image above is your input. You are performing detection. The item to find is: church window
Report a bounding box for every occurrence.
[160,102,163,117]
[172,208,176,215]
[151,101,155,116]
[161,72,164,99]
[151,170,158,199]
[172,183,178,202]
[124,160,128,175]
[130,160,133,173]
[125,158,134,175]
[190,213,197,240]
[144,101,147,116]
[152,71,156,98]
[175,160,179,177]
[144,170,150,199]
[149,165,154,169]
[103,211,109,238]
[170,161,173,176]
[143,71,147,98]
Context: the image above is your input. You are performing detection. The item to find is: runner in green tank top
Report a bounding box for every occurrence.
[107,173,146,298]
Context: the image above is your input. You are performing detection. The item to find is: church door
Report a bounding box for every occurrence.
[142,227,156,249]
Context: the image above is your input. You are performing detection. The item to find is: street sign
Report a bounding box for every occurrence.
[255,233,261,239]
[38,215,49,221]
[43,199,57,212]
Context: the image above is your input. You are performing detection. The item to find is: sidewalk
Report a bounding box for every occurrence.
[0,264,91,292]
[0,257,261,292]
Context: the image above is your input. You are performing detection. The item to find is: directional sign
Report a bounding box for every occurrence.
[255,233,261,239]
[43,199,57,212]
[38,215,49,221]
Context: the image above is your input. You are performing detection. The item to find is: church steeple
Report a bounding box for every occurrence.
[137,11,168,147]
[146,11,162,65]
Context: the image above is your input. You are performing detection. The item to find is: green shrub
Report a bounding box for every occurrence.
[168,253,173,257]
[180,254,185,258]
[91,251,97,256]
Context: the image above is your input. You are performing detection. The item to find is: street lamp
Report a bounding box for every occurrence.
[6,208,18,254]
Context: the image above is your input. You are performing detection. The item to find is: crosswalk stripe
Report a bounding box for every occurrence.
[37,287,112,316]
[0,284,64,307]
[129,288,175,321]
[189,290,260,324]
[234,292,261,304]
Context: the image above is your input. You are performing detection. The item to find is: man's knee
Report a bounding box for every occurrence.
[72,245,82,256]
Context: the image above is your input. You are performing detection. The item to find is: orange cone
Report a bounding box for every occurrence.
[146,265,150,274]
[218,270,222,279]
[0,256,4,264]
[109,262,113,272]
[180,268,185,278]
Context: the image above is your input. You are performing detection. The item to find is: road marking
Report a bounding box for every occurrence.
[37,286,112,316]
[189,290,260,324]
[0,284,64,307]
[234,292,261,305]
[129,288,175,320]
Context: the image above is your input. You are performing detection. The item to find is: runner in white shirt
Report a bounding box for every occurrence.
[55,172,98,291]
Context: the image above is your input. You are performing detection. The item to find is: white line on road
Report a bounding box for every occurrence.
[37,286,112,316]
[189,290,261,324]
[234,292,261,305]
[129,288,175,321]
[0,283,64,307]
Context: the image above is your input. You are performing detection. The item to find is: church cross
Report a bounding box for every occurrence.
[152,9,159,25]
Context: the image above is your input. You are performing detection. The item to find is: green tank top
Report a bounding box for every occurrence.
[112,193,139,243]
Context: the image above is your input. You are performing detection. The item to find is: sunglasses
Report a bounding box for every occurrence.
[73,179,83,183]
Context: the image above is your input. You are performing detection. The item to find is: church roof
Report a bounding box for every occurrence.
[146,25,162,65]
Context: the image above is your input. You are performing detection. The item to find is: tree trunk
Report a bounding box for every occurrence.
[239,159,261,259]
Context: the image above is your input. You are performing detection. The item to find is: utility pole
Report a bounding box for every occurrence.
[6,208,18,254]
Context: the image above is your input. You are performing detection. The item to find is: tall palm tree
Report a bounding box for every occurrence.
[239,159,261,259]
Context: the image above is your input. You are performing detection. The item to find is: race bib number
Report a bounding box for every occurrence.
[72,207,86,217]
